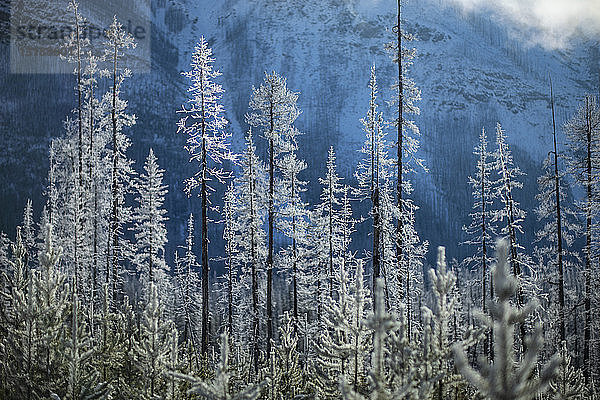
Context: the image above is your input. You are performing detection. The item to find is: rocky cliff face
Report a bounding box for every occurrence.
[1,0,598,265]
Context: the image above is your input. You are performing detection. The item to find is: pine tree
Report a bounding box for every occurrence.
[453,239,560,400]
[564,95,600,382]
[314,146,344,301]
[21,199,35,269]
[492,123,530,351]
[1,228,38,399]
[65,294,109,400]
[35,224,70,396]
[355,65,393,305]
[277,127,310,336]
[173,214,202,371]
[134,283,172,399]
[341,277,395,400]
[314,256,356,399]
[535,81,580,348]
[101,16,137,305]
[232,130,268,372]
[272,312,305,399]
[247,71,300,357]
[132,149,169,291]
[463,127,496,357]
[174,332,267,400]
[550,342,587,400]
[386,0,423,321]
[222,184,238,337]
[178,37,236,354]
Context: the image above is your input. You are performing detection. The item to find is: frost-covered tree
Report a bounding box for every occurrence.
[277,126,311,337]
[314,146,344,300]
[492,123,530,351]
[174,332,267,400]
[35,224,70,395]
[272,312,305,398]
[134,283,172,399]
[493,124,528,279]
[535,82,579,347]
[173,214,201,371]
[102,16,136,305]
[0,228,38,399]
[385,0,423,314]
[65,294,109,400]
[341,277,395,400]
[247,71,300,356]
[355,65,394,304]
[550,342,587,400]
[222,184,237,337]
[132,149,169,291]
[564,95,600,381]
[230,129,268,372]
[423,247,471,400]
[453,239,560,400]
[463,127,496,357]
[314,257,356,398]
[21,199,35,269]
[178,37,236,354]
[463,128,496,310]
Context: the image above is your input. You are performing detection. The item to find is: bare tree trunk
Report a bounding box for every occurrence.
[396,0,404,302]
[248,141,260,373]
[583,96,592,383]
[201,139,209,355]
[550,79,566,343]
[480,147,489,357]
[111,43,119,306]
[266,97,275,357]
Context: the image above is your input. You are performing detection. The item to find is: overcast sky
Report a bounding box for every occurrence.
[444,0,600,49]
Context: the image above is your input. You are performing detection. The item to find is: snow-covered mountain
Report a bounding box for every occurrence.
[1,0,598,265]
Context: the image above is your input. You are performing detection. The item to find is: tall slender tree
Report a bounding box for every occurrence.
[564,95,600,382]
[355,65,392,305]
[386,0,423,307]
[177,37,236,354]
[102,16,136,305]
[247,71,300,356]
[463,128,496,356]
[536,80,579,346]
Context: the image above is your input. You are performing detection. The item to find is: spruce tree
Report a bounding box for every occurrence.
[132,149,169,291]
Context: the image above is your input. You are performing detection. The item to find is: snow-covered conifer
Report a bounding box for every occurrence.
[174,332,267,400]
[564,95,600,381]
[550,342,587,400]
[231,130,268,372]
[178,36,236,354]
[272,312,305,398]
[314,256,355,398]
[102,16,137,305]
[173,214,202,370]
[247,71,300,356]
[355,65,394,302]
[65,294,109,400]
[453,239,560,400]
[132,149,169,292]
[463,128,496,314]
[134,283,172,399]
[492,124,529,279]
